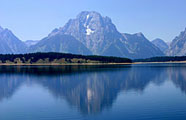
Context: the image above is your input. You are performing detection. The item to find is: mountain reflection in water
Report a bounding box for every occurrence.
[0,64,186,114]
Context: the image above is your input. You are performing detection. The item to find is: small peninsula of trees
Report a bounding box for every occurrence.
[0,52,132,64]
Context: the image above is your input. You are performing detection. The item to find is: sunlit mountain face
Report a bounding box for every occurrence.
[1,64,186,115]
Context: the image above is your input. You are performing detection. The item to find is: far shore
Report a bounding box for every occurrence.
[134,61,186,64]
[0,63,132,66]
[1,61,186,66]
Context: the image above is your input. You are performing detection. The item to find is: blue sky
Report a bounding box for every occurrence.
[0,0,186,42]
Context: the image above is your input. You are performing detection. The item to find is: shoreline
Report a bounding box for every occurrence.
[0,63,132,66]
[1,61,186,66]
[134,61,186,64]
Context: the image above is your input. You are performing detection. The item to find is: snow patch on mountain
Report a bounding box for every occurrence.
[86,14,90,20]
[86,26,94,35]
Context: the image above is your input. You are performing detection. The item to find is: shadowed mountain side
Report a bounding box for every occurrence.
[28,35,92,55]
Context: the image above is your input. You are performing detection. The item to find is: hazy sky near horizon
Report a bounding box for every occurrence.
[0,0,186,42]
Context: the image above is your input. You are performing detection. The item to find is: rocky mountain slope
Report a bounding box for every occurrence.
[168,28,186,56]
[29,34,92,55]
[0,26,27,54]
[152,38,169,53]
[122,33,164,59]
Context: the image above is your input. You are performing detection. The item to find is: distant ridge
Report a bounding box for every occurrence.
[25,40,39,47]
[152,38,169,53]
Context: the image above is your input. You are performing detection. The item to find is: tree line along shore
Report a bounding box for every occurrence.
[0,52,132,65]
[0,53,186,65]
[134,56,186,63]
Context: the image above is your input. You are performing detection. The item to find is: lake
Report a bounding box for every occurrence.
[0,64,186,120]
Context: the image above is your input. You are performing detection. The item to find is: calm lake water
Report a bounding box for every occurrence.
[1,64,186,120]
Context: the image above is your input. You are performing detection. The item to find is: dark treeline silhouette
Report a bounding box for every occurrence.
[0,52,132,64]
[134,56,186,62]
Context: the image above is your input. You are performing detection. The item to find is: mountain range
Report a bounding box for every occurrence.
[0,11,185,59]
[46,11,164,59]
[25,40,39,47]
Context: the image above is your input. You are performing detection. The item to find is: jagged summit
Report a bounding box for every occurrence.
[0,26,13,34]
[1,28,14,36]
[50,11,115,37]
[135,32,145,37]
[168,28,186,56]
[76,11,112,22]
[180,28,186,37]
[77,11,101,18]
[123,32,145,38]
